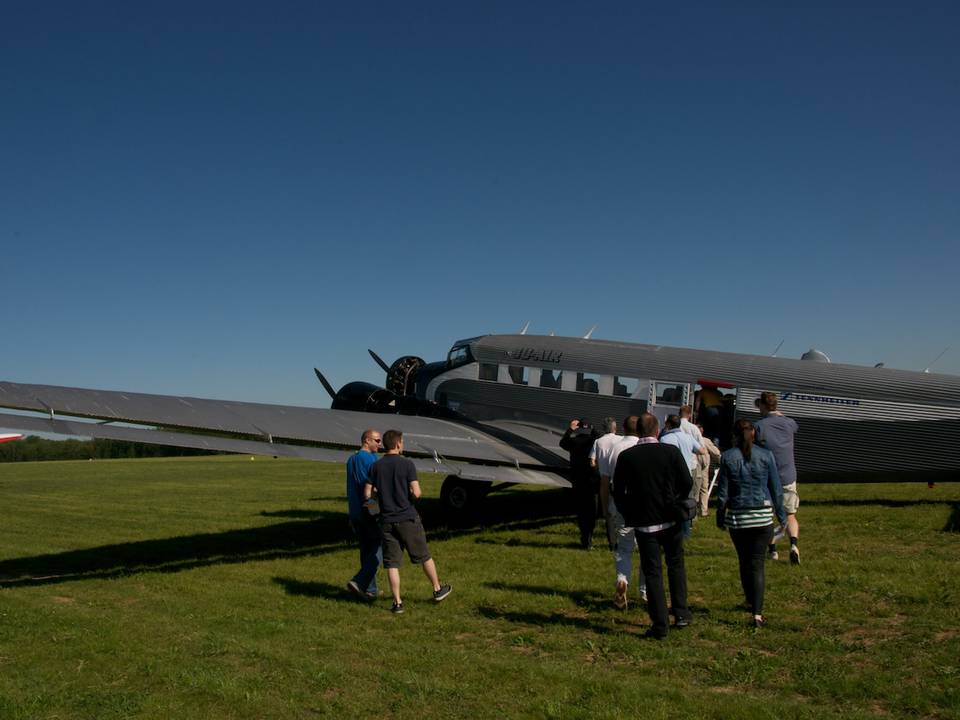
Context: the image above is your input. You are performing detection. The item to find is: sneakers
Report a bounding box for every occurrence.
[346,580,363,598]
[391,601,404,614]
[790,545,800,565]
[433,584,453,602]
[640,587,648,603]
[674,616,691,629]
[614,580,628,610]
[768,548,779,561]
[753,615,766,629]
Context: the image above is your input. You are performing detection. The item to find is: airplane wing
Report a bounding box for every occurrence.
[0,381,570,488]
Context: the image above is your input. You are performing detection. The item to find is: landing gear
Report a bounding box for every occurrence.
[440,476,490,524]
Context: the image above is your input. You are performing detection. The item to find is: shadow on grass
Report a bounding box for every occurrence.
[473,537,584,550]
[0,491,576,589]
[272,576,369,603]
[260,509,326,519]
[485,581,712,617]
[801,498,956,508]
[477,604,650,637]
[0,512,353,588]
[944,503,960,533]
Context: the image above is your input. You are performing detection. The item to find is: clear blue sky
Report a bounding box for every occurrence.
[3,1,958,409]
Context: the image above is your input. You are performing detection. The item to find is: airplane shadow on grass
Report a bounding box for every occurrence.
[0,491,575,589]
[945,503,960,533]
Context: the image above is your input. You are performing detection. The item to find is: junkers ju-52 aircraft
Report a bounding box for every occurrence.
[2,333,958,514]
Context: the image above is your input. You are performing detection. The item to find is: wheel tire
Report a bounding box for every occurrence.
[440,476,488,525]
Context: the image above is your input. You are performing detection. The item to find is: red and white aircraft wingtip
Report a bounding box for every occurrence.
[0,433,24,443]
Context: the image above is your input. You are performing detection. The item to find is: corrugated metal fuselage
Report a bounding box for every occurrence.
[423,335,960,482]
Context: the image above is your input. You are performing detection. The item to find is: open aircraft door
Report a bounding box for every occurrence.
[648,381,690,425]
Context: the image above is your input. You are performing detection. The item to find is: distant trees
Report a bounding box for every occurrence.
[0,436,221,462]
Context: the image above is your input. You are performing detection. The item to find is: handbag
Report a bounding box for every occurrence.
[674,496,697,522]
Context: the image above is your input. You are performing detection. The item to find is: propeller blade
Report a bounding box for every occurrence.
[313,368,337,400]
[368,349,391,373]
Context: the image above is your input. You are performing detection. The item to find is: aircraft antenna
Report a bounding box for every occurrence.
[770,339,785,357]
[923,346,950,373]
[519,321,530,335]
[583,325,597,340]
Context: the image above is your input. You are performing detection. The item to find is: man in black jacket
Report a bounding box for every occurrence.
[560,418,601,549]
[613,413,693,639]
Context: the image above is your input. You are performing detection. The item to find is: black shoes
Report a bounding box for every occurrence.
[391,601,404,615]
[433,584,453,602]
[673,617,691,629]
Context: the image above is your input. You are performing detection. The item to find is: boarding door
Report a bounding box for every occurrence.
[693,380,738,450]
[648,381,690,426]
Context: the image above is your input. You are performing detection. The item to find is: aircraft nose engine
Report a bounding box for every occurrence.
[314,370,399,413]
[384,355,425,397]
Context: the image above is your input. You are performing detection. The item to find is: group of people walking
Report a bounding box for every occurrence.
[342,391,800,636]
[345,429,451,615]
[563,391,800,635]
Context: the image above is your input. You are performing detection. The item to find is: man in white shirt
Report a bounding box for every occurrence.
[597,416,645,609]
[661,413,707,537]
[680,405,712,517]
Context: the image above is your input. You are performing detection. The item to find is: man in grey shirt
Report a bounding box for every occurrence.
[754,392,800,564]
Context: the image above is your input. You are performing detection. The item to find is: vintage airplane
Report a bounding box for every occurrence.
[2,333,958,514]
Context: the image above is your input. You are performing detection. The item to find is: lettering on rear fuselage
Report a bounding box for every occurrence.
[507,348,563,364]
[781,392,861,407]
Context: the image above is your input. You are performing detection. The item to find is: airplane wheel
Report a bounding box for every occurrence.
[440,476,489,524]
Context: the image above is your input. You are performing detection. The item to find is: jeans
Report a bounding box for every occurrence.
[607,498,645,593]
[730,525,773,615]
[636,522,689,637]
[351,513,382,595]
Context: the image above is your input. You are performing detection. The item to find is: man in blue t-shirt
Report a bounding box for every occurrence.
[345,429,383,599]
[754,392,801,565]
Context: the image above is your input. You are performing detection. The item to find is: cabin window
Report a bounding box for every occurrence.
[508,366,529,385]
[447,345,472,368]
[654,382,686,405]
[478,363,498,381]
[538,368,562,389]
[576,372,601,394]
[613,376,639,397]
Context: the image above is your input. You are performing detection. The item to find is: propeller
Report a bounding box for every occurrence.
[314,368,337,400]
[368,349,391,373]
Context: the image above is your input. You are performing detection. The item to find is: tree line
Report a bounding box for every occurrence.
[0,436,220,463]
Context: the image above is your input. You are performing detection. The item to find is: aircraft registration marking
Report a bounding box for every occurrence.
[506,348,563,364]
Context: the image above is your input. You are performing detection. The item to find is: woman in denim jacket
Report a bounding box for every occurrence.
[717,419,786,628]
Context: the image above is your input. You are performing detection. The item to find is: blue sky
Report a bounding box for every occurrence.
[2,1,958,410]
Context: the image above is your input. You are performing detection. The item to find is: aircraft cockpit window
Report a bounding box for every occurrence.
[655,382,687,405]
[614,376,639,397]
[576,372,601,394]
[539,368,562,389]
[508,365,529,385]
[479,363,498,381]
[447,345,472,369]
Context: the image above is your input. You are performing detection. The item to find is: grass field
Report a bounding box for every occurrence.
[1,456,958,719]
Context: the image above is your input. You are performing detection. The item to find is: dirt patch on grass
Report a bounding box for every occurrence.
[51,595,75,604]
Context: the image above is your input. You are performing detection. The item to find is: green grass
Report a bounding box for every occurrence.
[1,456,958,719]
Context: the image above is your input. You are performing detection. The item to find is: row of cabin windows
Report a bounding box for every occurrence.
[477,362,688,405]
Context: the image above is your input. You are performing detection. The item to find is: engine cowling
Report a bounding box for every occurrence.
[385,355,425,397]
[330,382,399,413]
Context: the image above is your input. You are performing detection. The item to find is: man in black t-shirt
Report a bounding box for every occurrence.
[364,429,452,614]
